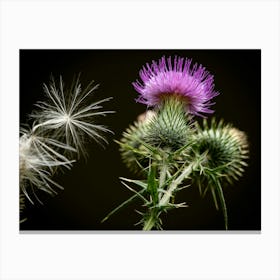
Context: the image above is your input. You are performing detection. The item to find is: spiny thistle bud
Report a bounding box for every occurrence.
[191,118,249,229]
[193,118,249,183]
[119,111,155,175]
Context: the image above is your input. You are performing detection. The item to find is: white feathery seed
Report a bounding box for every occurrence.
[19,128,75,203]
[30,76,114,156]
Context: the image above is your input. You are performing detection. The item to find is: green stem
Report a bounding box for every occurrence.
[143,159,168,230]
[143,217,155,231]
[216,179,228,230]
[159,162,195,207]
[142,162,196,231]
[158,160,168,200]
[143,209,158,231]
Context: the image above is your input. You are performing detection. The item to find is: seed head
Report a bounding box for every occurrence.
[30,75,114,157]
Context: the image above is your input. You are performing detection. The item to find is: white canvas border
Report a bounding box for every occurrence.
[0,0,279,279]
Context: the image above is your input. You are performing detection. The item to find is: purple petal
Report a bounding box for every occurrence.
[132,55,219,116]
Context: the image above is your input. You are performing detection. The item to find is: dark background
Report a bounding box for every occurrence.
[20,50,261,231]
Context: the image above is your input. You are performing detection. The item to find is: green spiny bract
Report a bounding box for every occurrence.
[144,96,192,151]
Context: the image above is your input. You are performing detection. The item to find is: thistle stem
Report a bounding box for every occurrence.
[143,161,196,231]
[143,211,157,231]
[158,160,168,200]
[159,162,195,207]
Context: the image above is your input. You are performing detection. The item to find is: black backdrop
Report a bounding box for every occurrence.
[20,50,261,230]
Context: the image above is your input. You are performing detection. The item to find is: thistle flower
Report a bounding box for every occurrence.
[133,56,219,116]
[30,76,114,156]
[106,57,250,231]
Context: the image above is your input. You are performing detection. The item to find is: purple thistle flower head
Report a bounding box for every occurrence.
[132,56,219,116]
